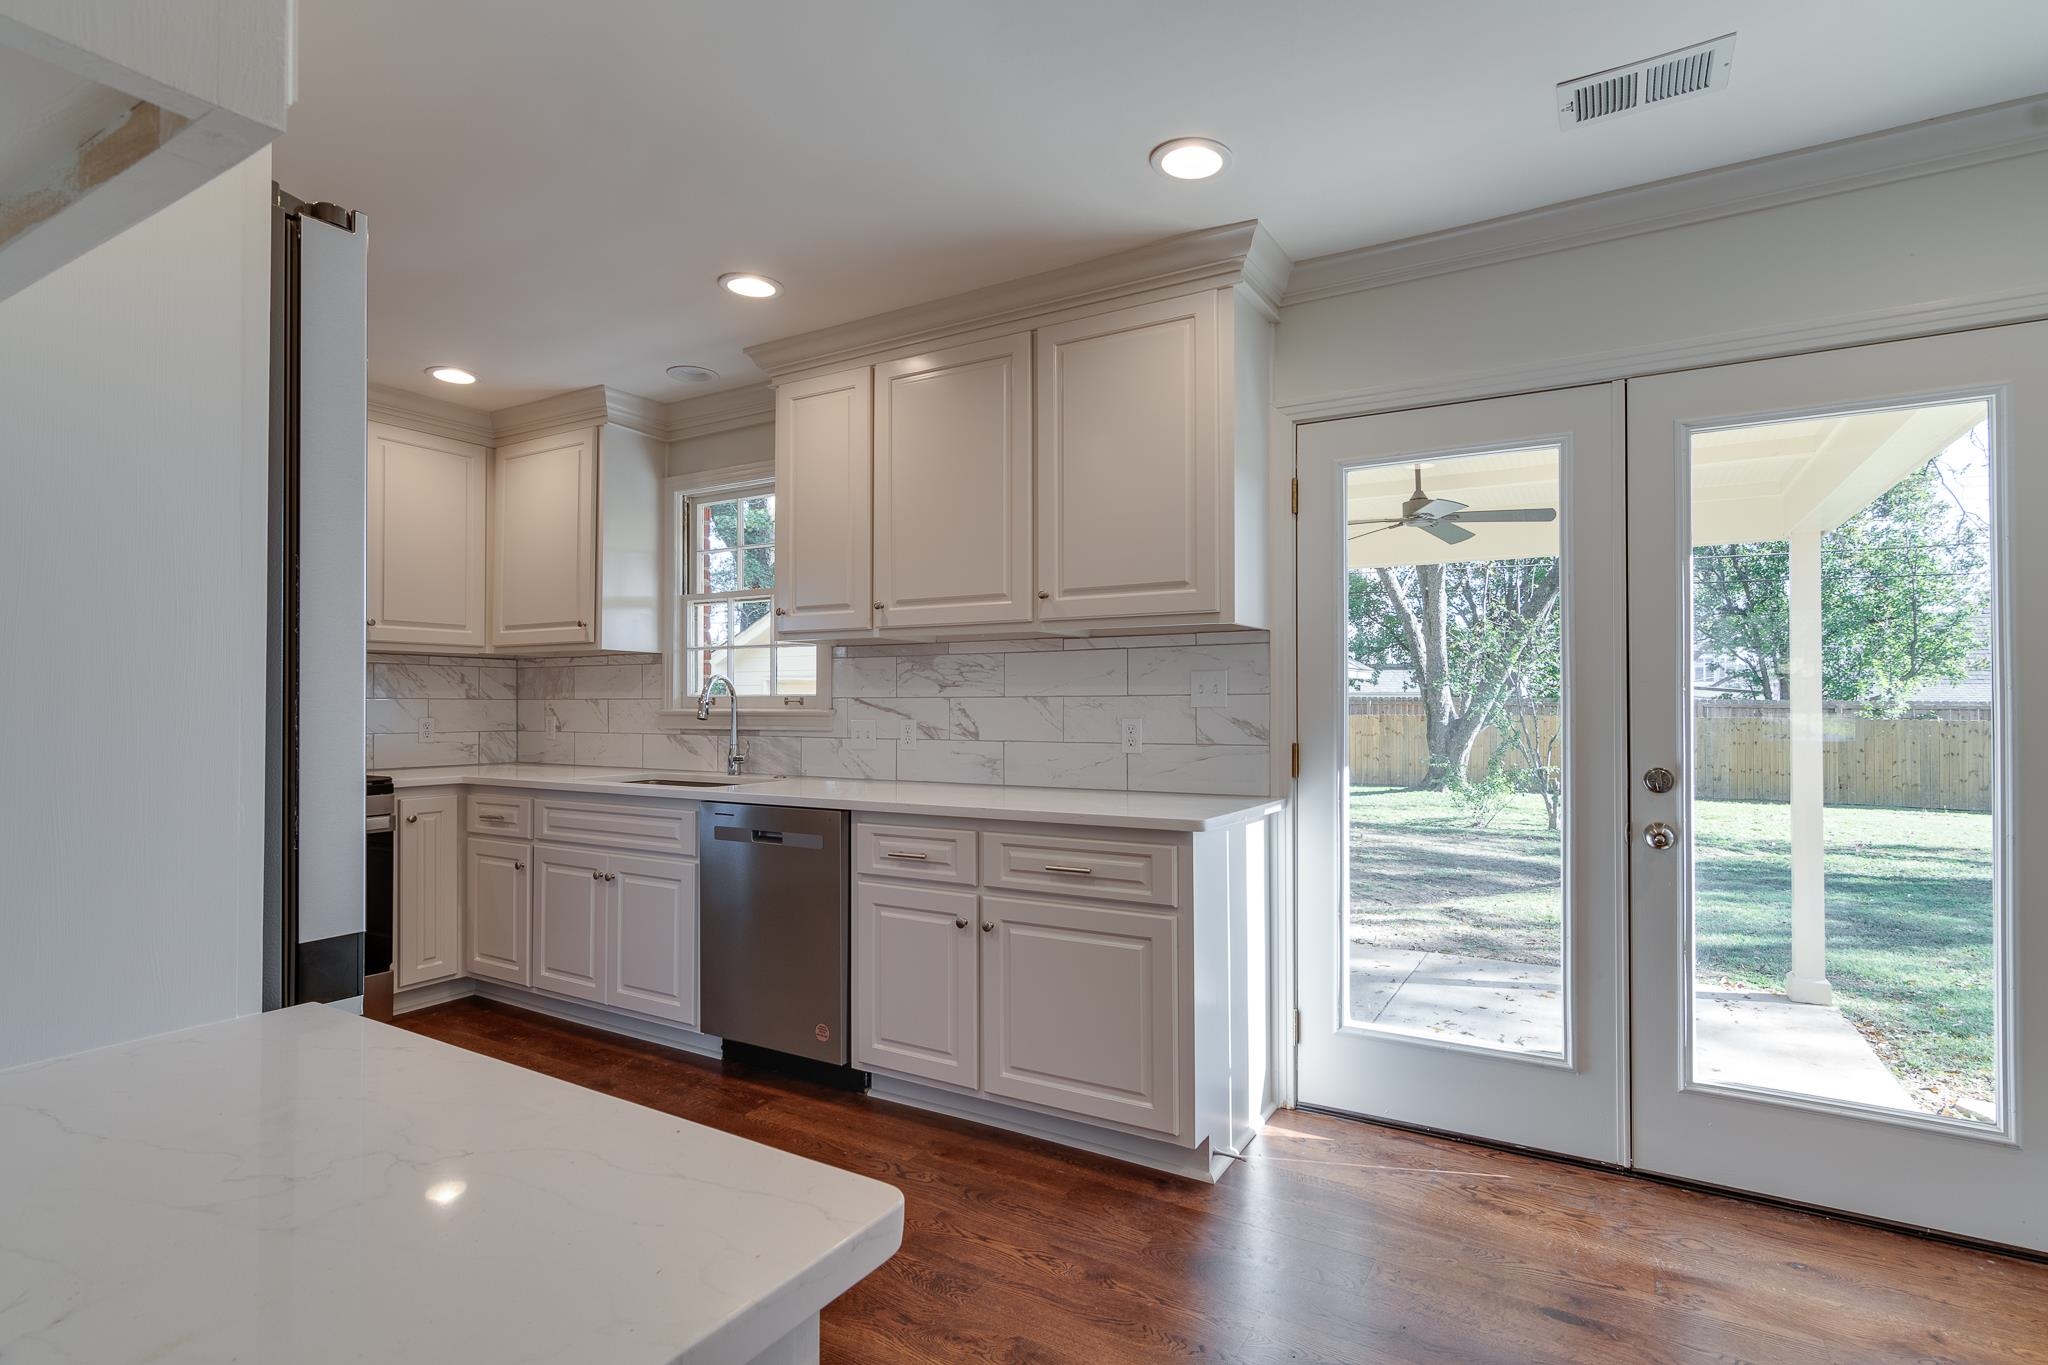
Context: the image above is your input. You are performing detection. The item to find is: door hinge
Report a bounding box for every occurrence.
[1291,1008,1302,1043]
[1290,742,1300,779]
[1290,477,1299,516]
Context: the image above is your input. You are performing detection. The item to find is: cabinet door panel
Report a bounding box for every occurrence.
[874,335,1032,629]
[492,428,596,647]
[464,836,530,986]
[774,368,872,634]
[1036,293,1219,620]
[531,844,606,1002]
[395,794,461,988]
[367,424,488,648]
[980,893,1183,1136]
[853,881,978,1088]
[606,853,698,1027]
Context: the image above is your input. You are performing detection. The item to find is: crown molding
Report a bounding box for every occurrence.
[365,384,496,444]
[665,383,775,441]
[744,220,1293,378]
[1284,94,2048,306]
[488,386,610,443]
[602,389,667,438]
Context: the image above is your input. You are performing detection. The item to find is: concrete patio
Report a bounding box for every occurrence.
[1348,946,1916,1111]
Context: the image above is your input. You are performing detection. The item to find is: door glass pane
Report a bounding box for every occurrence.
[1343,446,1566,1057]
[1686,399,1998,1124]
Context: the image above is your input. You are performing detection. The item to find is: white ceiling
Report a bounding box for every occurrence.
[272,0,2048,412]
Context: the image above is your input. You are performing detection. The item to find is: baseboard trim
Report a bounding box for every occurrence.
[466,980,725,1061]
[867,1074,1232,1183]
[392,977,478,1014]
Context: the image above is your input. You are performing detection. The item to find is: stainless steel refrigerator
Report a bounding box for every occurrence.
[263,188,369,1011]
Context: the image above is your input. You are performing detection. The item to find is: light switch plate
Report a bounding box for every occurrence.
[417,715,436,741]
[899,719,919,750]
[1190,669,1229,708]
[850,718,877,751]
[1118,718,1143,754]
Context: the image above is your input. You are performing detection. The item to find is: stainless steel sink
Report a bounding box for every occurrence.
[622,776,741,789]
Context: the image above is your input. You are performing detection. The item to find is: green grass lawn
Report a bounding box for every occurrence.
[1348,787,1995,1109]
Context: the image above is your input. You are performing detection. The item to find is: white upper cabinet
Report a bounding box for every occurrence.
[747,223,1286,640]
[774,368,874,635]
[1036,293,1220,621]
[366,423,488,649]
[873,334,1034,629]
[492,427,597,648]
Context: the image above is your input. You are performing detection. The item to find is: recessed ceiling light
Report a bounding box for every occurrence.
[1149,137,1231,181]
[666,364,720,385]
[426,366,476,385]
[424,1179,467,1206]
[719,272,781,299]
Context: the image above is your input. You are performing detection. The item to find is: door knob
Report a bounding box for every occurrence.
[1643,821,1677,851]
[1642,766,1676,794]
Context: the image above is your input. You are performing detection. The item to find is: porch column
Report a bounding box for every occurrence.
[1785,528,1832,1005]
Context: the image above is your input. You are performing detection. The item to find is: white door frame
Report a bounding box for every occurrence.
[1295,383,1630,1161]
[1627,321,2047,1251]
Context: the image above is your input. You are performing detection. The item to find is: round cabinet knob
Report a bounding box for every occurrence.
[577,620,588,629]
[606,872,618,881]
[873,602,885,611]
[513,861,525,871]
[405,814,418,824]
[592,870,604,880]
[774,607,788,617]
[981,920,995,933]
[1643,821,1678,851]
[954,917,969,930]
[1642,766,1677,794]
[1036,591,1050,600]
[366,618,377,627]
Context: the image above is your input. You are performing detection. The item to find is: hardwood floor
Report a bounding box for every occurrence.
[397,999,2048,1364]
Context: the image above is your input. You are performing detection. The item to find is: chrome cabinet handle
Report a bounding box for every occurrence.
[883,851,929,861]
[1043,864,1094,876]
[954,917,969,929]
[1643,822,1678,851]
[405,814,418,824]
[480,813,510,823]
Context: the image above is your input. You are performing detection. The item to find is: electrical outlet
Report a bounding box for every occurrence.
[899,719,920,750]
[416,715,436,742]
[850,718,878,751]
[1118,718,1143,754]
[1191,669,1229,708]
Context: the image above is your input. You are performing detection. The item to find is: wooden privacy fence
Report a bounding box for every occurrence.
[1346,698,1993,811]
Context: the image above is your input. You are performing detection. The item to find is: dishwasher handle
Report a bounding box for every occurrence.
[712,825,825,851]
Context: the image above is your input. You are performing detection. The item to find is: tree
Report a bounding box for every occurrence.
[1348,557,1561,790]
[1692,459,1988,712]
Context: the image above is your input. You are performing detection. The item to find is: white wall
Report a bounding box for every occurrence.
[0,148,272,1067]
[668,420,771,480]
[1276,146,2048,414]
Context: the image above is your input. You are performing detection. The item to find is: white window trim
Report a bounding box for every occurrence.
[658,468,835,730]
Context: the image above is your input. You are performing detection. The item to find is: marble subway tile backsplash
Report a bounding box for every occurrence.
[366,634,1274,797]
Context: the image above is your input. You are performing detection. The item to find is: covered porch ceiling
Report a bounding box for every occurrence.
[1345,401,1986,571]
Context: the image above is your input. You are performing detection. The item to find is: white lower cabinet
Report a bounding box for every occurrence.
[464,837,530,986]
[606,853,699,1027]
[532,844,607,1002]
[853,881,979,1088]
[980,894,1182,1137]
[396,793,461,989]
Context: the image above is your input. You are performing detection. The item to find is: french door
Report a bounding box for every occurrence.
[1627,323,2047,1250]
[1296,385,1629,1162]
[1298,322,2048,1251]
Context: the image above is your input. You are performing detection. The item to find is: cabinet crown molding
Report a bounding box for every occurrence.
[367,383,496,444]
[745,220,1292,380]
[665,382,775,441]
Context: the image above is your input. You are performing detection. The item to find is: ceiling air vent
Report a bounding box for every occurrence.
[1558,34,1734,129]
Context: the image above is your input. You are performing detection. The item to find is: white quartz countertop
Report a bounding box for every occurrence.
[0,1006,903,1364]
[383,764,1284,832]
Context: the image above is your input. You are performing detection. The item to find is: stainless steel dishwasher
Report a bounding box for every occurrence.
[699,804,852,1067]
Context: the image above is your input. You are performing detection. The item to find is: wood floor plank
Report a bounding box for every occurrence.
[396,999,2048,1364]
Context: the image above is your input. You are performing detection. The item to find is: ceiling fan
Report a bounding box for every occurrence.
[1348,465,1558,546]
